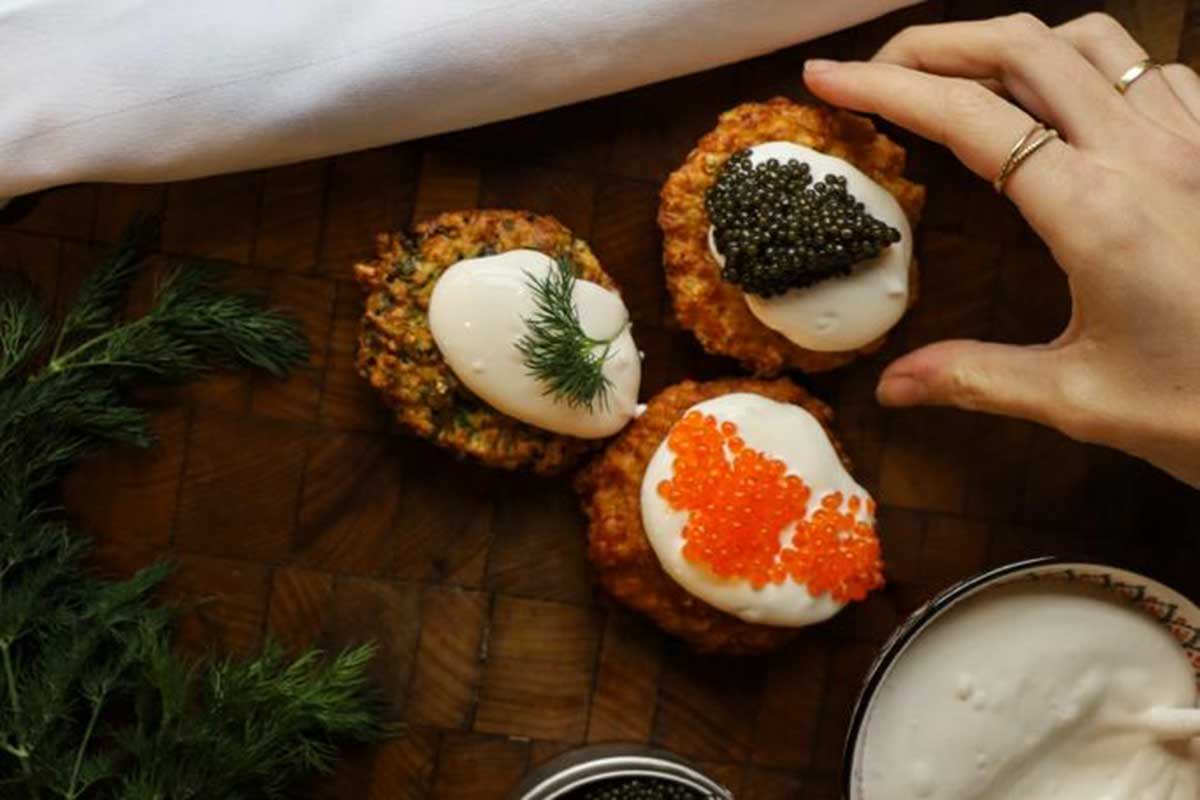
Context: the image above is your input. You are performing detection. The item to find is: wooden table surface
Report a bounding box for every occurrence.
[4,1,1199,797]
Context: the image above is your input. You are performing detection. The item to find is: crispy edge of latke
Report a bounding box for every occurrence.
[658,98,926,376]
[574,377,858,655]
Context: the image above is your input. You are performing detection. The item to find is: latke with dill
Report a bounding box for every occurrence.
[354,209,625,475]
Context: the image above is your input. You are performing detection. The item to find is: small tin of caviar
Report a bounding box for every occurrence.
[509,743,734,800]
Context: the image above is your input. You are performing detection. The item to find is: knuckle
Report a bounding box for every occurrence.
[882,25,920,51]
[993,13,1055,67]
[1052,352,1200,455]
[936,80,996,146]
[945,365,992,411]
[1001,12,1049,40]
[877,23,936,62]
[1050,361,1113,444]
[1065,167,1134,237]
[942,79,995,123]
[1075,12,1126,43]
[1126,122,1200,185]
[1162,62,1199,82]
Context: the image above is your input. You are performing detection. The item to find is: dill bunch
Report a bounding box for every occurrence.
[515,257,625,411]
[0,221,385,799]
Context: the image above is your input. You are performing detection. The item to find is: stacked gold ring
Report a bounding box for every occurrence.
[993,122,1060,194]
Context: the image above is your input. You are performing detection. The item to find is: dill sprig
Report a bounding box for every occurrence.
[515,256,626,411]
[47,223,307,381]
[0,221,385,799]
[0,219,308,506]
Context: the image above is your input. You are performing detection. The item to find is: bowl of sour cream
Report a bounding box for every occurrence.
[842,558,1200,800]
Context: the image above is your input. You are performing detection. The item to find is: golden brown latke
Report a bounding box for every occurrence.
[658,98,926,375]
[354,209,620,475]
[575,377,855,655]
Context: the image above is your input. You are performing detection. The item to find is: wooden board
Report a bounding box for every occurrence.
[4,1,1199,797]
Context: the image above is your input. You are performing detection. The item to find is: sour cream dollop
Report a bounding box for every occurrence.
[428,249,640,438]
[708,141,912,352]
[639,393,875,627]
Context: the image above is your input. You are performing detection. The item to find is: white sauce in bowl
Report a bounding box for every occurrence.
[859,581,1200,800]
[708,141,912,352]
[639,392,874,627]
[428,249,640,438]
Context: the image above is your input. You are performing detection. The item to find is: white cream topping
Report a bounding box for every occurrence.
[708,141,912,352]
[428,249,640,438]
[639,393,873,627]
[859,581,1200,800]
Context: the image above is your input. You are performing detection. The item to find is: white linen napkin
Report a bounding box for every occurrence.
[0,0,915,198]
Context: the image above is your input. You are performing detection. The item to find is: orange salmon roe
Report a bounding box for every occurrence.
[657,410,883,602]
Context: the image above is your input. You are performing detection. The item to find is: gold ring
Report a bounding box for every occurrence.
[1115,58,1160,94]
[993,123,1060,194]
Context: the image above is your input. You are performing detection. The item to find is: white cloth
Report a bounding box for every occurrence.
[0,0,915,197]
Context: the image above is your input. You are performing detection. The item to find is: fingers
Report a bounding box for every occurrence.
[1055,13,1200,138]
[870,14,1133,149]
[804,60,1079,235]
[1163,63,1200,122]
[876,340,1065,426]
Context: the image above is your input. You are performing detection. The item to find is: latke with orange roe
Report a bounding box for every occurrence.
[575,377,880,654]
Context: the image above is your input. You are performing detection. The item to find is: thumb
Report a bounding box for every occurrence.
[877,339,1062,424]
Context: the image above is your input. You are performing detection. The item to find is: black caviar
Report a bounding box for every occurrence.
[567,776,705,799]
[705,149,901,297]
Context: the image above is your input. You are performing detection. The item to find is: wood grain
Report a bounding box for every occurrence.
[407,586,488,729]
[176,410,308,560]
[429,733,529,800]
[586,611,664,744]
[475,597,600,743]
[5,2,1199,797]
[267,566,335,652]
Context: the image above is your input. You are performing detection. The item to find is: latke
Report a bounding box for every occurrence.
[575,377,856,654]
[355,209,619,475]
[658,98,925,375]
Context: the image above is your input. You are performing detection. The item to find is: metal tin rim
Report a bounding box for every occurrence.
[837,556,1200,799]
[509,743,734,800]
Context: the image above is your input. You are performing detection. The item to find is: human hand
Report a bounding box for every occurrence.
[802,12,1200,487]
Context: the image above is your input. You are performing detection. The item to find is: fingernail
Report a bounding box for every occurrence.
[877,375,929,406]
[804,59,839,75]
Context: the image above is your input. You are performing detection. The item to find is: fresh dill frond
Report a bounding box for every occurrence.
[515,256,625,411]
[51,218,159,362]
[0,223,309,514]
[151,264,310,377]
[111,639,383,799]
[0,220,385,799]
[0,274,49,384]
[47,260,309,381]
